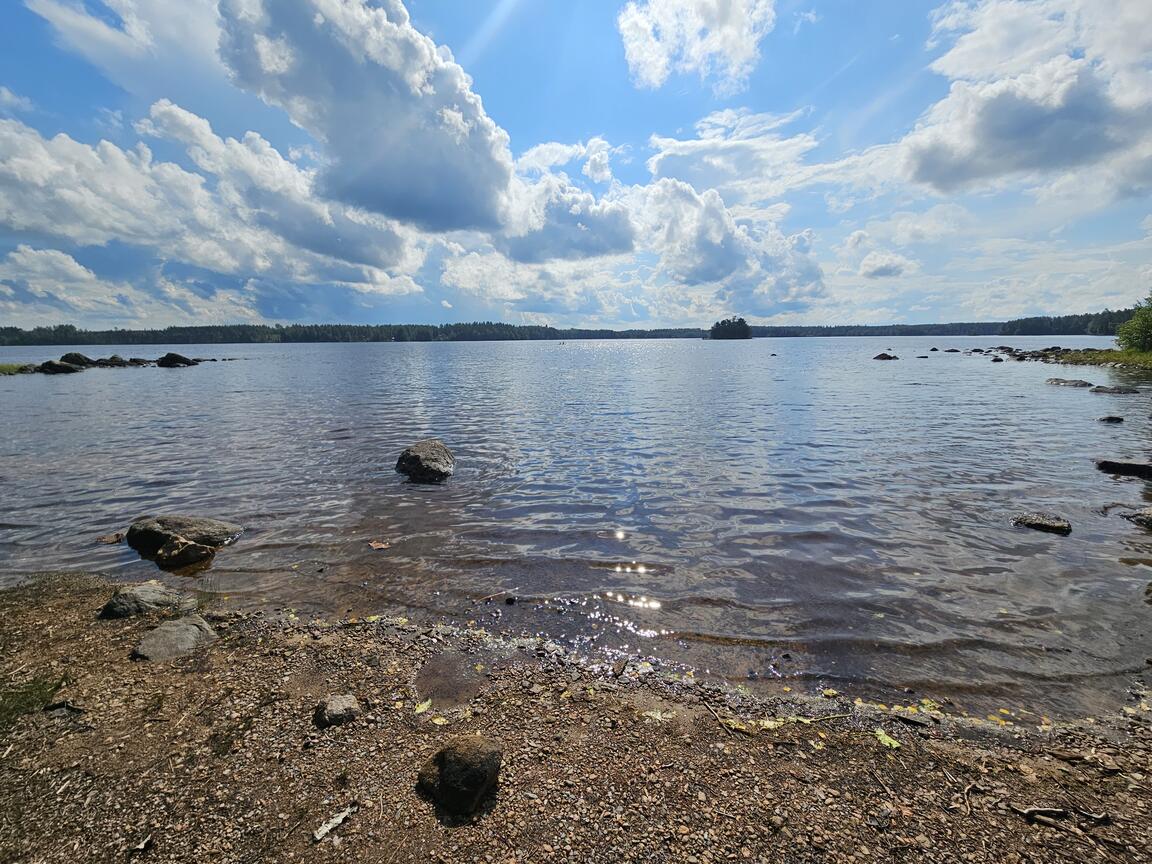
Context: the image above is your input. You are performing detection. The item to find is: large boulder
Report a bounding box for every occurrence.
[60,352,95,367]
[95,355,129,368]
[1011,512,1071,535]
[396,438,456,483]
[37,360,82,374]
[131,614,216,661]
[156,352,198,368]
[417,734,503,818]
[126,515,243,570]
[99,581,195,619]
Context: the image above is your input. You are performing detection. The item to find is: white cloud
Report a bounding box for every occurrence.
[501,172,635,263]
[858,250,917,279]
[617,0,776,94]
[217,0,514,232]
[0,86,32,115]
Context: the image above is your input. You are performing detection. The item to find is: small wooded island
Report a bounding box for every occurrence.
[708,316,752,339]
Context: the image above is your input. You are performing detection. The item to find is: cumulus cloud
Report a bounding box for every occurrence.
[617,0,776,94]
[0,86,32,115]
[858,250,917,279]
[217,0,514,232]
[501,173,635,263]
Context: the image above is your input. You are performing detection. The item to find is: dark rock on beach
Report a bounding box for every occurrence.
[1091,385,1139,394]
[126,515,243,570]
[131,614,216,661]
[313,694,362,729]
[99,580,195,619]
[156,352,198,368]
[1011,512,1072,535]
[37,360,82,374]
[873,353,898,361]
[59,352,95,367]
[1096,460,1152,479]
[1046,378,1094,387]
[396,438,456,483]
[417,734,503,818]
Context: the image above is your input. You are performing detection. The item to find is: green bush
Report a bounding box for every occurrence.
[1116,295,1152,352]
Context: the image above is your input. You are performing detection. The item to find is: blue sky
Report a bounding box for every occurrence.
[0,0,1150,329]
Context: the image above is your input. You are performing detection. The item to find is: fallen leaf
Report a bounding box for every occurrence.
[414,699,432,714]
[822,689,839,698]
[368,540,391,550]
[431,717,448,725]
[874,729,901,749]
[642,709,676,722]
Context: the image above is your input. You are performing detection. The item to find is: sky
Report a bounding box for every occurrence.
[0,0,1150,330]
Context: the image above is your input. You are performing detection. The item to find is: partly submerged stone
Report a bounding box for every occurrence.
[1091,386,1139,394]
[1011,512,1072,535]
[59,352,95,367]
[1096,460,1152,480]
[131,614,216,661]
[313,694,362,728]
[396,438,456,483]
[1123,508,1152,530]
[417,734,503,817]
[872,353,899,361]
[1046,378,1094,387]
[156,352,198,368]
[126,515,243,570]
[1099,416,1125,423]
[37,360,82,374]
[99,580,195,619]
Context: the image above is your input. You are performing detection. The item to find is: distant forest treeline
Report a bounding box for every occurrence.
[0,306,1137,346]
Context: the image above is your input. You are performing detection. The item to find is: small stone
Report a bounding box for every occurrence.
[131,614,217,661]
[313,694,362,728]
[872,353,898,361]
[1011,512,1071,535]
[1099,416,1125,423]
[99,581,195,619]
[417,734,502,817]
[396,438,455,483]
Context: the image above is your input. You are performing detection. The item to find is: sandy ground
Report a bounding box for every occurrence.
[1,573,1150,863]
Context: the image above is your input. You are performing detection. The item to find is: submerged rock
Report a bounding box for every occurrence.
[128,357,151,366]
[1099,416,1125,423]
[95,355,129,368]
[1096,460,1152,479]
[99,581,195,619]
[991,357,1004,363]
[417,734,503,817]
[126,515,243,570]
[1046,378,1094,387]
[930,347,939,352]
[1091,386,1139,394]
[1123,508,1152,529]
[873,353,899,361]
[131,614,216,661]
[37,360,82,374]
[944,348,961,353]
[156,352,198,368]
[313,694,362,728]
[1012,512,1072,535]
[59,352,95,367]
[396,438,456,483]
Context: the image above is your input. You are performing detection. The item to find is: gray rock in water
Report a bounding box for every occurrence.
[37,360,82,374]
[313,694,362,728]
[59,352,95,367]
[872,353,898,361]
[1090,385,1139,394]
[1096,460,1152,479]
[944,348,961,353]
[95,355,129,368]
[418,734,503,817]
[1011,512,1072,535]
[99,580,195,619]
[1099,416,1125,423]
[131,614,216,661]
[126,515,243,570]
[156,352,198,368]
[1123,508,1152,529]
[396,438,456,483]
[1046,378,1094,387]
[128,357,152,366]
[991,356,1004,363]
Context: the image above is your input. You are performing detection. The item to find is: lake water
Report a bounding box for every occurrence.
[2,336,1151,719]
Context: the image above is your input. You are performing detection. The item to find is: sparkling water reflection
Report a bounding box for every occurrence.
[2,336,1151,717]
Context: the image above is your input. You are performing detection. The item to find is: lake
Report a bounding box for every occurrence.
[2,336,1150,719]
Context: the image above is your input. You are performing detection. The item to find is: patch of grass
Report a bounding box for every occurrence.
[1059,349,1152,369]
[0,363,25,376]
[0,675,66,728]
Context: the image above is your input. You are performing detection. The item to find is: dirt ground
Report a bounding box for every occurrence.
[1,573,1150,863]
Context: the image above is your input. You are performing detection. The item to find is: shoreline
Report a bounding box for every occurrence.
[2,573,1149,862]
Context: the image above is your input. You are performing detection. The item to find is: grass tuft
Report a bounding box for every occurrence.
[0,676,66,728]
[1058,349,1152,369]
[0,363,25,376]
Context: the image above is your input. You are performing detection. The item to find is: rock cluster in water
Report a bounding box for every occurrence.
[13,351,229,375]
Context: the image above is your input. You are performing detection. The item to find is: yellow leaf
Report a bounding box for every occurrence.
[642,709,675,722]
[822,689,839,698]
[365,615,380,623]
[414,699,432,714]
[757,718,787,730]
[874,729,901,749]
[431,716,448,725]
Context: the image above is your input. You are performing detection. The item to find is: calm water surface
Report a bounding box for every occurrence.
[2,336,1151,718]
